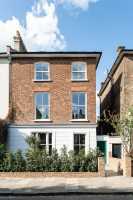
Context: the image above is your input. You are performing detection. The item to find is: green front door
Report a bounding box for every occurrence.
[97,141,107,162]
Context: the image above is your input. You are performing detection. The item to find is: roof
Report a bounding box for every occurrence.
[0,51,102,69]
[99,49,133,96]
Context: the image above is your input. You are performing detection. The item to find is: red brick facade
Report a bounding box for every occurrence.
[11,56,97,124]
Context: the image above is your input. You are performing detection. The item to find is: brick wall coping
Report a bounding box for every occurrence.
[0,172,102,178]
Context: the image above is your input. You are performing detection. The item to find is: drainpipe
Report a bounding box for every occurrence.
[6,46,12,120]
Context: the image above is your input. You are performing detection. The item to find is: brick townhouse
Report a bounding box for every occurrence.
[98,47,133,172]
[0,31,102,154]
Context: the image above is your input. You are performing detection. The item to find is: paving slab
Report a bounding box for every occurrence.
[0,176,133,194]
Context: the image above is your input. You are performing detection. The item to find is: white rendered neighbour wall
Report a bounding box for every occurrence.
[7,126,97,153]
[0,63,9,119]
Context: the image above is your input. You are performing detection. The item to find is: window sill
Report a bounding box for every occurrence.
[33,79,52,82]
[71,79,89,82]
[70,119,89,122]
[34,119,52,122]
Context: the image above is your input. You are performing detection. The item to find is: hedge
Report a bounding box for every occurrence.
[0,135,102,172]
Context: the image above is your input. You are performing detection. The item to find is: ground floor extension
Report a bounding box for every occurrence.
[7,123,97,154]
[97,135,123,173]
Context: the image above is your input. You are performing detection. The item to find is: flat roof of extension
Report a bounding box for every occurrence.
[0,51,102,69]
[99,49,133,96]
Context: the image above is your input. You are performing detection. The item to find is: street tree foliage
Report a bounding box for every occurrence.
[103,107,133,157]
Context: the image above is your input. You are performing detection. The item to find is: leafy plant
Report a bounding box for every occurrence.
[102,107,133,157]
[2,152,15,172]
[13,150,26,172]
[0,135,100,172]
[60,145,71,172]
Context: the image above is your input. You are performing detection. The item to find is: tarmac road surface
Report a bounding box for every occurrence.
[0,194,133,200]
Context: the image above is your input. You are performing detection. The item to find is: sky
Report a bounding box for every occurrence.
[0,0,133,116]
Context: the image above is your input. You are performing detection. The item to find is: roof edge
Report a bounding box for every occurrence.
[98,49,133,96]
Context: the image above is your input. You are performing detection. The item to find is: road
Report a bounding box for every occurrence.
[0,194,133,200]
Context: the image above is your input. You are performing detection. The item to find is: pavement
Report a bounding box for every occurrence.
[0,176,133,195]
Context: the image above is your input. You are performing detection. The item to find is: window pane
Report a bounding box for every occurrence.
[78,106,85,119]
[72,72,85,80]
[74,145,79,154]
[49,145,52,155]
[39,133,46,144]
[49,133,52,144]
[74,134,79,145]
[41,106,49,119]
[72,106,78,119]
[40,145,46,150]
[112,144,121,158]
[72,72,78,80]
[36,106,42,119]
[80,135,85,145]
[36,64,43,71]
[36,72,42,80]
[72,93,78,106]
[43,93,49,105]
[79,93,85,105]
[36,106,49,119]
[36,63,48,71]
[36,93,42,105]
[42,72,49,80]
[77,72,85,80]
[72,63,85,72]
[79,146,85,154]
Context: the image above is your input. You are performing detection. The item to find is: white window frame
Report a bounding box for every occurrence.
[34,92,51,121]
[73,133,86,154]
[71,92,88,121]
[32,132,52,154]
[34,62,50,81]
[71,62,87,81]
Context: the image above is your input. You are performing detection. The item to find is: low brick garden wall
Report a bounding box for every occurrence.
[0,157,105,178]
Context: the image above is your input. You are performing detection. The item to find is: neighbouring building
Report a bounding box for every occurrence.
[0,53,10,120]
[4,31,102,154]
[98,47,133,172]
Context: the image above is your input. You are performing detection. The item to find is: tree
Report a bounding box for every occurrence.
[103,107,133,158]
[0,105,15,144]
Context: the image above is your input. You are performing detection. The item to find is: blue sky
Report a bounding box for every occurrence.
[0,0,133,115]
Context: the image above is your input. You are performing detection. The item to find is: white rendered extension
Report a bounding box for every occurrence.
[7,124,97,153]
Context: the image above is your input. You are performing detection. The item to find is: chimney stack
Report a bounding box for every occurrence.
[13,30,27,52]
[117,46,125,54]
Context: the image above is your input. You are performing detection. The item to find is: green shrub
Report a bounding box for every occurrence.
[0,144,5,160]
[49,149,60,172]
[60,145,71,172]
[2,152,15,172]
[0,135,100,172]
[13,150,26,172]
[25,148,43,172]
